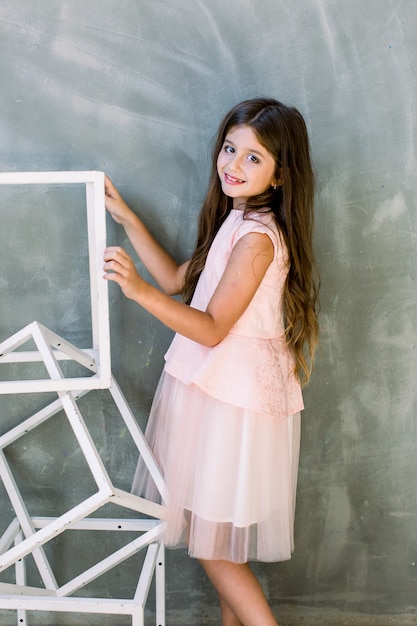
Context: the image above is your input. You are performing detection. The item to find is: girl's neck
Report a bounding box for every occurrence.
[233,199,247,211]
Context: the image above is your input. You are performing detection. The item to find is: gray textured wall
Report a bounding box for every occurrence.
[1,0,416,624]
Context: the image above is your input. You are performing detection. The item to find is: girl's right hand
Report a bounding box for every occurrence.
[104,175,134,226]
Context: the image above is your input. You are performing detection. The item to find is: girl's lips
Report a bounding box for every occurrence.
[224,172,244,185]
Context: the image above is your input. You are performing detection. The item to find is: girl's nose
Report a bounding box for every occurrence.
[229,154,242,172]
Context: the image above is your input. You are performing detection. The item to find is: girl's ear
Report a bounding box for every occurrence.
[271,176,283,189]
[272,167,284,188]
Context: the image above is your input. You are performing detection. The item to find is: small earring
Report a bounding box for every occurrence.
[272,184,277,190]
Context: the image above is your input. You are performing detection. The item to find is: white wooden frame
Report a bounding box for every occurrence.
[0,376,167,625]
[0,376,167,572]
[0,171,167,624]
[0,171,111,393]
[0,519,165,626]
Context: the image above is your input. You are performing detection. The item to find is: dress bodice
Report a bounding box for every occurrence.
[164,209,304,418]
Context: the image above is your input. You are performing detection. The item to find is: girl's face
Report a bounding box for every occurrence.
[217,125,277,209]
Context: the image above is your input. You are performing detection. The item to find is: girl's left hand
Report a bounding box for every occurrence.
[103,246,144,300]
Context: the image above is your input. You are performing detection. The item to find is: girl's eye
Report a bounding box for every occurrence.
[224,145,234,153]
[248,154,259,163]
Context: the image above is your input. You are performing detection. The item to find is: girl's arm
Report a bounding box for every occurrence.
[103,231,273,347]
[105,176,188,295]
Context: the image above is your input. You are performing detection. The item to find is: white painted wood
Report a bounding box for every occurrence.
[135,543,159,604]
[0,348,96,363]
[0,518,20,554]
[14,532,28,626]
[85,174,111,385]
[31,321,65,381]
[155,541,166,626]
[0,170,110,393]
[0,171,166,623]
[0,171,104,185]
[0,374,167,623]
[0,491,110,572]
[14,532,26,586]
[0,582,56,596]
[59,391,114,490]
[0,451,58,588]
[110,377,168,502]
[110,488,166,520]
[0,268,165,626]
[0,594,139,614]
[41,325,97,372]
[131,608,145,626]
[0,394,83,449]
[0,517,165,624]
[0,322,37,357]
[31,517,160,532]
[0,376,166,575]
[0,377,107,393]
[57,522,164,597]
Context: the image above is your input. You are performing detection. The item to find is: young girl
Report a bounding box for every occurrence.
[103,97,319,626]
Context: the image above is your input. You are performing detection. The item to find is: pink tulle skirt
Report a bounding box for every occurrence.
[132,372,301,563]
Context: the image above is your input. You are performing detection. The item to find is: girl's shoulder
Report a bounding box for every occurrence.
[231,209,288,267]
[232,208,280,244]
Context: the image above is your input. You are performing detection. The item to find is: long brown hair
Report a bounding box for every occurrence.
[183,98,319,384]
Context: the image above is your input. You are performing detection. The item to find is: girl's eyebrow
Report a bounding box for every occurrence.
[223,137,265,158]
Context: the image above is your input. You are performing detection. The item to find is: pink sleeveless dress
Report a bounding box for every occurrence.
[132,209,304,563]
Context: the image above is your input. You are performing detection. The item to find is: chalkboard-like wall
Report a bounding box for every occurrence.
[1,1,416,624]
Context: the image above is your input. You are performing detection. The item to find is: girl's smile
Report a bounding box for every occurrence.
[217,125,277,208]
[224,172,245,185]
